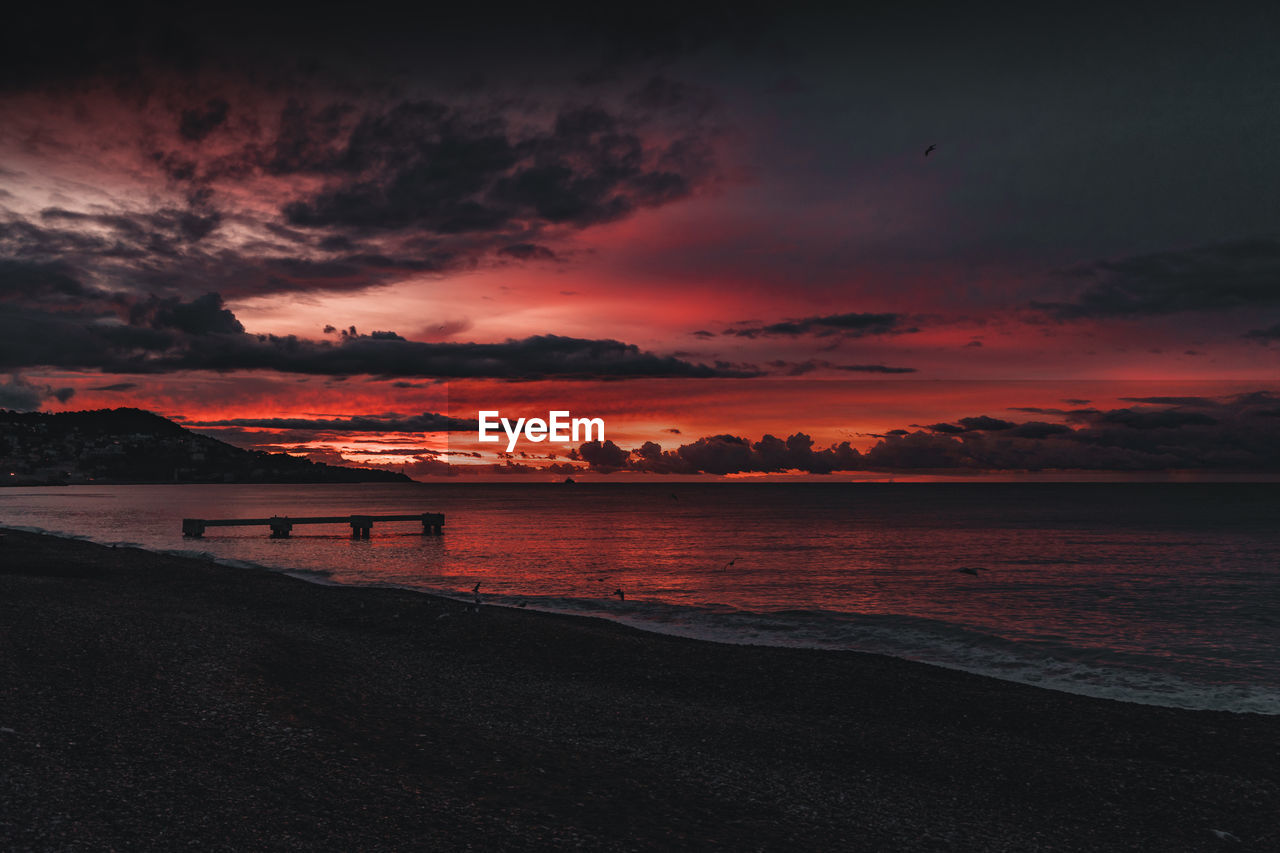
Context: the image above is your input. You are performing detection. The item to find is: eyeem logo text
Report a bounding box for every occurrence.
[477,410,605,452]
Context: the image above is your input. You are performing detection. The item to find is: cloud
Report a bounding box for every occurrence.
[727,312,911,339]
[0,374,74,411]
[577,439,630,471]
[957,415,1016,431]
[275,99,714,243]
[577,432,863,475]
[862,393,1280,470]
[0,262,751,379]
[1035,235,1280,319]
[922,415,1014,434]
[189,412,476,432]
[1,78,721,308]
[769,359,917,375]
[130,293,244,335]
[0,285,751,381]
[562,393,1280,475]
[497,243,558,261]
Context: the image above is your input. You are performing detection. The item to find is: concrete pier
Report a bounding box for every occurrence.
[182,513,444,539]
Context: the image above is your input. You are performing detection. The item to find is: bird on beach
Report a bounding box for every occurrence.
[613,588,625,600]
[955,566,984,576]
[924,144,936,157]
[472,582,482,593]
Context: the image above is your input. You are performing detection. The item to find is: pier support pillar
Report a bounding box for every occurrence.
[182,519,206,538]
[268,518,292,539]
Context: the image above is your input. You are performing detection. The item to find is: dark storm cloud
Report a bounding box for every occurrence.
[0,259,120,308]
[1007,422,1072,439]
[1119,396,1217,406]
[958,416,1015,431]
[728,312,913,339]
[577,439,631,471]
[2,92,718,305]
[1035,235,1280,320]
[89,383,140,392]
[130,293,244,335]
[1096,408,1216,430]
[497,243,558,261]
[189,412,477,432]
[1008,406,1100,423]
[276,100,710,236]
[578,432,863,475]
[768,360,917,376]
[138,332,753,379]
[0,374,74,411]
[0,269,750,378]
[573,393,1280,475]
[922,416,1014,434]
[862,394,1280,471]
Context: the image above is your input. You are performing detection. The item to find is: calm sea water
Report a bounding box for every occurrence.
[3,482,1278,713]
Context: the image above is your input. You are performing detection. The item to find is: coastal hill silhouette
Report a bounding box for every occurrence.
[0,408,409,486]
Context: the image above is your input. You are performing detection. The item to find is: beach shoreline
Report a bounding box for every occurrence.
[2,528,1276,850]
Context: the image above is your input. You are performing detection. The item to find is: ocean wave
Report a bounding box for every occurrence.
[423,590,1280,715]
[7,520,1277,714]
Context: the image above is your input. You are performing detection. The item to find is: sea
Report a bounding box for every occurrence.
[3,482,1278,714]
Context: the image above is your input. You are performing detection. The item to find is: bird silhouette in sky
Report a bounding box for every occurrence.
[924,144,936,157]
[722,558,737,571]
[613,588,625,600]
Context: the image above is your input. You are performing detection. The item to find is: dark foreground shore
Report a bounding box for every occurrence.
[1,530,1276,851]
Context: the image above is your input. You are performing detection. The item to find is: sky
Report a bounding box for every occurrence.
[3,2,1280,477]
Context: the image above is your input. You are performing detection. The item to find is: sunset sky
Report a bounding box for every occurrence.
[3,3,1280,476]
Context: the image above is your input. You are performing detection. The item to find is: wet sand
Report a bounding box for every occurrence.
[1,528,1276,850]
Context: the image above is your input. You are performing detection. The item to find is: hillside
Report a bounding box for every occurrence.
[0,408,410,485]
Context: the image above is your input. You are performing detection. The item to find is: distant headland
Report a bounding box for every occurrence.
[0,408,410,486]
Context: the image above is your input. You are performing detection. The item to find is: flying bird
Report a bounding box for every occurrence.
[1209,830,1241,843]
[613,588,625,600]
[722,558,737,571]
[924,144,936,157]
[955,566,984,576]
